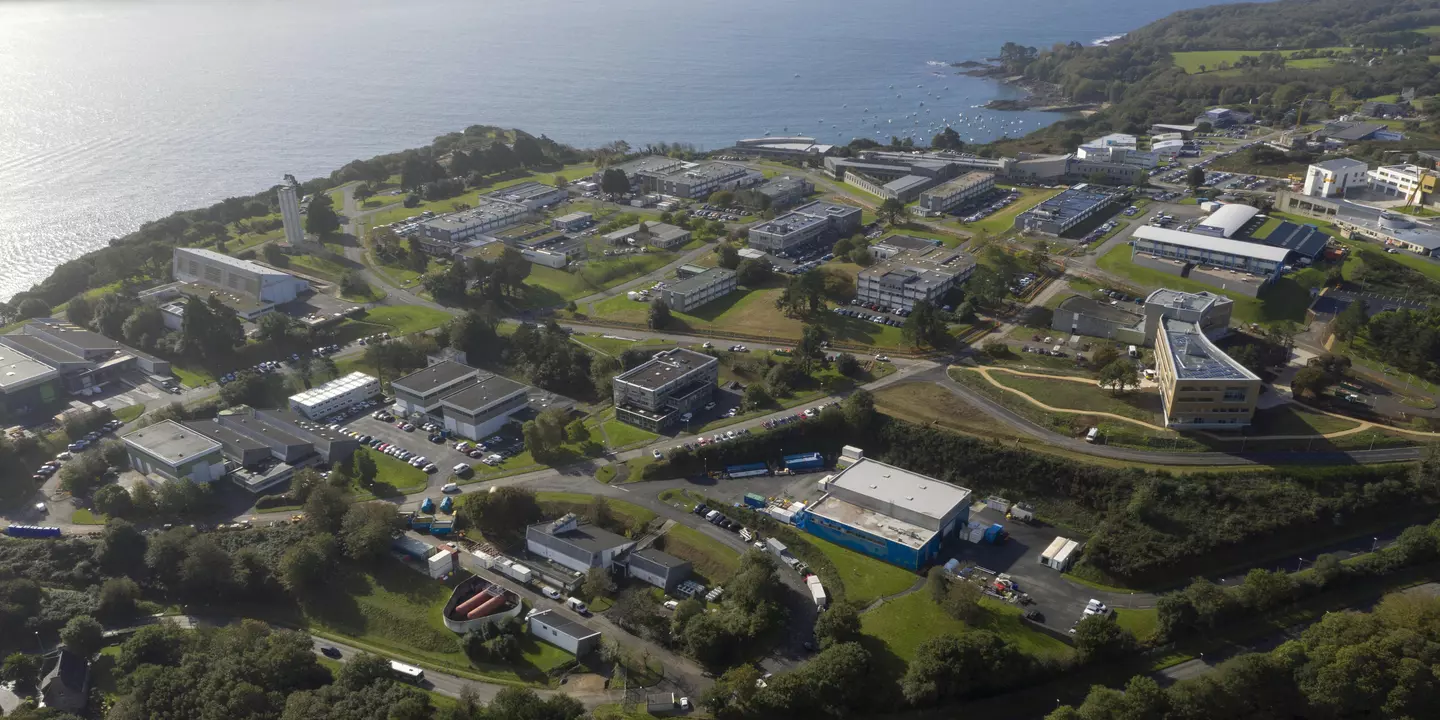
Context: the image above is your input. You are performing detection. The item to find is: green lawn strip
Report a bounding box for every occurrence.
[1114,608,1159,642]
[986,372,1162,424]
[355,306,453,335]
[523,253,677,306]
[172,365,215,388]
[71,508,105,525]
[113,404,146,424]
[860,591,1072,667]
[1249,404,1359,435]
[341,285,389,303]
[601,418,658,449]
[357,448,430,493]
[961,187,1064,235]
[1171,47,1347,74]
[808,536,918,607]
[534,491,657,531]
[571,334,670,357]
[466,450,543,483]
[595,466,617,483]
[657,524,742,584]
[285,253,349,282]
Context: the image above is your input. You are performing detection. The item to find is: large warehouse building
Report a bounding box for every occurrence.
[173,247,310,305]
[797,458,971,570]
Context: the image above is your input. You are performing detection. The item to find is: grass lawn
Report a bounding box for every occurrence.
[534,491,657,533]
[860,591,1073,666]
[172,365,216,388]
[808,536,919,607]
[1095,243,1319,324]
[571,334,670,357]
[601,417,658,449]
[1114,608,1159,642]
[1171,47,1346,74]
[354,306,452,335]
[358,448,430,494]
[302,562,569,684]
[987,372,1164,424]
[960,187,1063,235]
[656,524,742,584]
[71,508,104,525]
[1250,404,1360,436]
[113,404,145,424]
[524,253,676,307]
[286,253,351,282]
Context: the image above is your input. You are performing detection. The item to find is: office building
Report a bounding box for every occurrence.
[1050,296,1148,346]
[173,247,310,305]
[1368,164,1435,203]
[747,201,862,254]
[593,156,687,191]
[391,361,482,417]
[733,136,837,159]
[437,374,530,442]
[416,198,529,246]
[1193,108,1252,128]
[526,514,637,573]
[188,408,359,493]
[1076,133,1157,168]
[0,344,61,422]
[1303,159,1369,198]
[637,161,758,199]
[527,610,600,656]
[796,458,972,570]
[1131,226,1290,281]
[122,420,227,484]
[1150,123,1198,138]
[1151,139,1185,160]
[484,181,567,210]
[1276,190,1440,256]
[755,176,814,209]
[918,172,996,215]
[1316,121,1401,146]
[277,182,305,246]
[856,247,975,312]
[1065,158,1146,185]
[612,348,718,431]
[288,372,381,421]
[1154,319,1260,428]
[604,222,691,250]
[551,212,593,231]
[1054,287,1233,347]
[623,548,692,593]
[1015,185,1119,235]
[2,319,169,396]
[868,234,939,260]
[1193,204,1259,238]
[661,268,736,313]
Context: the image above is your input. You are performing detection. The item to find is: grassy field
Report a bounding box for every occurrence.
[71,508,104,525]
[358,448,430,494]
[354,305,452,335]
[172,365,216,388]
[570,334,670,357]
[113,404,146,424]
[860,592,1073,667]
[1249,404,1360,436]
[1171,47,1346,74]
[303,562,570,684]
[809,536,919,607]
[523,252,676,307]
[960,187,1063,235]
[600,417,658,449]
[366,165,594,230]
[534,491,657,533]
[286,253,351,282]
[1114,608,1159,642]
[656,524,742,585]
[987,372,1164,424]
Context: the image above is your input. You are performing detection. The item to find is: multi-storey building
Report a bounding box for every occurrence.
[1153,319,1260,428]
[277,182,305,245]
[917,172,996,215]
[637,161,757,199]
[484,181,567,210]
[417,198,529,245]
[1303,159,1370,198]
[1014,185,1120,235]
[856,247,975,312]
[612,348,718,431]
[1367,163,1436,203]
[288,371,381,421]
[661,268,736,313]
[747,201,862,254]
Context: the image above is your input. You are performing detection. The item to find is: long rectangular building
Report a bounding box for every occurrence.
[918,172,996,215]
[637,161,757,199]
[797,458,971,570]
[417,198,529,245]
[173,247,309,305]
[856,247,974,312]
[1154,319,1260,428]
[612,348,717,431]
[1015,185,1118,236]
[747,200,862,254]
[288,372,381,421]
[1130,226,1290,279]
[661,268,736,313]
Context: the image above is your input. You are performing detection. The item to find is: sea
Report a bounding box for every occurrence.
[0,0,1252,300]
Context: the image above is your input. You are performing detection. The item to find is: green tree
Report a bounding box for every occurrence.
[901,631,1026,706]
[15,297,49,321]
[716,242,741,270]
[341,503,396,564]
[457,486,542,549]
[582,567,616,599]
[180,537,234,599]
[814,602,861,649]
[303,484,350,535]
[1099,359,1139,395]
[1186,166,1206,188]
[1,653,41,691]
[281,534,338,594]
[65,294,94,327]
[564,419,589,444]
[1332,297,1368,341]
[648,299,671,329]
[834,352,860,376]
[902,300,950,348]
[1072,615,1135,663]
[93,483,134,518]
[60,615,104,657]
[877,197,910,226]
[305,194,342,236]
[743,383,773,410]
[1291,366,1334,399]
[1092,344,1120,368]
[354,450,378,488]
[735,258,771,286]
[95,518,148,575]
[96,577,142,625]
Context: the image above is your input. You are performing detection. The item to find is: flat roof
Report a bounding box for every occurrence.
[605,222,688,243]
[529,610,599,640]
[667,267,734,296]
[792,200,861,221]
[1334,202,1440,251]
[606,155,687,177]
[882,175,934,194]
[0,334,85,366]
[1321,122,1386,141]
[1262,222,1329,258]
[859,247,974,293]
[1145,288,1227,314]
[752,211,827,236]
[1132,226,1292,263]
[614,348,716,390]
[650,160,747,182]
[123,419,222,463]
[826,458,971,526]
[758,176,811,195]
[440,374,528,413]
[186,418,269,454]
[920,171,994,199]
[631,547,689,569]
[1160,319,1258,381]
[290,371,378,407]
[392,361,479,396]
[1313,158,1368,173]
[25,319,121,352]
[530,520,632,553]
[0,346,57,390]
[1056,295,1144,325]
[554,211,592,223]
[1197,204,1260,238]
[808,494,935,550]
[874,234,939,251]
[176,246,288,278]
[421,198,526,232]
[484,181,561,204]
[1021,186,1114,223]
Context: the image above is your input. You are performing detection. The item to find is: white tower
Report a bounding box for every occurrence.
[277,181,305,246]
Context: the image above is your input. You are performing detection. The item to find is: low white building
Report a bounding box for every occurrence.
[122,420,227,484]
[1368,163,1434,203]
[288,371,381,421]
[437,374,530,442]
[1304,158,1369,198]
[527,610,600,656]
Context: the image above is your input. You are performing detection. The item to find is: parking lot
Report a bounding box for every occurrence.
[341,414,487,485]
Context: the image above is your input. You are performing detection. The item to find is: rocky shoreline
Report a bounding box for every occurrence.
[952,62,1096,113]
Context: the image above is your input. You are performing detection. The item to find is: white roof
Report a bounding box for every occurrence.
[290,371,378,407]
[176,247,290,277]
[1197,204,1260,238]
[1041,536,1069,559]
[826,458,971,523]
[1152,139,1185,150]
[1133,226,1291,262]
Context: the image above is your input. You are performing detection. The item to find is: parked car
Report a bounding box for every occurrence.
[541,586,562,600]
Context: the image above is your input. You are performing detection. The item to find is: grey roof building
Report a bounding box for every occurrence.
[856,247,975,312]
[122,419,227,484]
[40,649,89,714]
[526,514,637,573]
[755,176,814,209]
[604,222,691,250]
[661,267,736,313]
[438,374,531,442]
[527,609,601,656]
[392,360,482,416]
[484,181,567,210]
[612,348,718,431]
[1015,185,1120,236]
[748,201,862,253]
[625,547,692,592]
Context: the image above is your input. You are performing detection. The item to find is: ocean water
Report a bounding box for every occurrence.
[0,0,1248,300]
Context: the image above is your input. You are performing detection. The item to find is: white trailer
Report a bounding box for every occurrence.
[985,496,1011,513]
[427,550,455,579]
[805,575,828,609]
[1039,537,1068,569]
[1051,540,1081,572]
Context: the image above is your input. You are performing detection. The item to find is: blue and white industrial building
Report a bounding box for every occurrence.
[797,458,971,571]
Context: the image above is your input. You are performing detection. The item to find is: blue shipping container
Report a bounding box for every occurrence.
[439,496,454,514]
[5,525,62,539]
[984,524,1005,543]
[726,462,771,479]
[420,498,435,514]
[784,452,825,471]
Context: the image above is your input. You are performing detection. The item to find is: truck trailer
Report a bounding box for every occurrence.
[4,525,61,539]
[726,463,771,479]
[782,452,824,472]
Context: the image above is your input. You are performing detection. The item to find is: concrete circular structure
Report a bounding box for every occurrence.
[442,575,524,633]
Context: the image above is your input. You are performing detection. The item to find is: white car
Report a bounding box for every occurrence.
[652,449,663,459]
[663,600,680,611]
[541,586,562,600]
[441,482,460,493]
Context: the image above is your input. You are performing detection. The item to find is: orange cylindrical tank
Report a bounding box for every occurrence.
[454,591,492,616]
[467,593,508,619]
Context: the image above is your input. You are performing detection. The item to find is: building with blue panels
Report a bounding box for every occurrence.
[1014,184,1120,236]
[796,458,971,571]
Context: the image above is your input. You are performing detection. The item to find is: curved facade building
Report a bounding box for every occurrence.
[442,575,524,634]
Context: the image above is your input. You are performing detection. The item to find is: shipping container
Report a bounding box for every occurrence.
[1009,503,1035,522]
[420,498,435,514]
[505,563,533,583]
[1039,537,1068,568]
[805,575,828,609]
[428,550,455,579]
[727,463,770,479]
[983,524,1006,543]
[782,452,824,472]
[4,525,62,539]
[431,519,454,536]
[743,493,767,509]
[1051,540,1081,571]
[767,507,796,524]
[439,496,454,514]
[985,496,1011,513]
[967,526,985,543]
